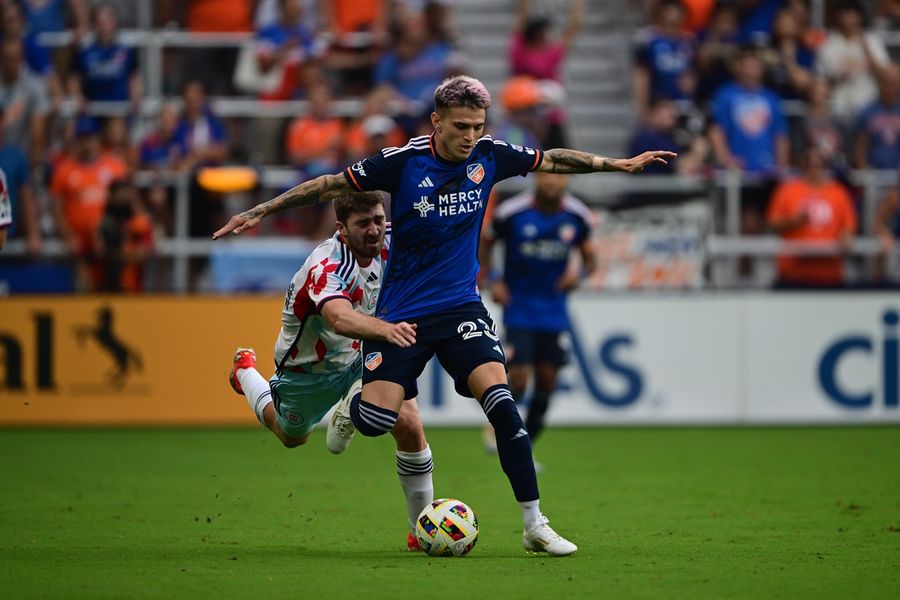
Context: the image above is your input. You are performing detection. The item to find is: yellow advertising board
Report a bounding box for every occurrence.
[0,296,285,426]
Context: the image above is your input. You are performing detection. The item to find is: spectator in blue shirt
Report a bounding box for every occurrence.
[760,6,816,100]
[139,104,185,171]
[709,45,789,174]
[874,170,900,283]
[1,2,59,100]
[138,103,185,237]
[736,0,783,45]
[853,66,900,171]
[20,0,88,40]
[633,0,695,121]
[629,97,708,176]
[695,3,741,103]
[253,0,319,101]
[370,12,462,135]
[174,80,229,237]
[175,80,227,171]
[69,3,140,109]
[628,97,682,175]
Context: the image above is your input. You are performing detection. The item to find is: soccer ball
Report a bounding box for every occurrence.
[415,498,479,557]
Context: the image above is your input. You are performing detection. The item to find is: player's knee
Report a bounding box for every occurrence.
[350,395,398,437]
[280,435,308,448]
[392,405,426,449]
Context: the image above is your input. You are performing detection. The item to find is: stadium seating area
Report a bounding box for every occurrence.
[0,0,898,293]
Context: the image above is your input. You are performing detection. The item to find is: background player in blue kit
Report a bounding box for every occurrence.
[479,172,596,457]
[214,75,675,556]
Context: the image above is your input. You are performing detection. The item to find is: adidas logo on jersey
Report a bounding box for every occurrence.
[417,176,435,188]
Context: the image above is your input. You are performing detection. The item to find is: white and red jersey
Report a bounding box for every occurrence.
[274,226,391,374]
[0,168,11,229]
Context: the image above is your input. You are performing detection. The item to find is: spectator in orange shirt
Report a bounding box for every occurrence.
[285,81,344,178]
[50,115,128,289]
[767,141,857,288]
[96,179,154,292]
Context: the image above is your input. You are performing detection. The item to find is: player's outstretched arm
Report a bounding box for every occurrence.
[212,173,352,239]
[538,148,677,175]
[321,299,417,348]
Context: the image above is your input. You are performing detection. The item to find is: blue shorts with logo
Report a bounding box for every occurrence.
[269,354,361,438]
[361,302,506,399]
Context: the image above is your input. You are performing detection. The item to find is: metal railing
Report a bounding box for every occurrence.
[3,168,895,292]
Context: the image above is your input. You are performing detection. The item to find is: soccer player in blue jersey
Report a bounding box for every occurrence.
[478,172,596,457]
[214,75,675,556]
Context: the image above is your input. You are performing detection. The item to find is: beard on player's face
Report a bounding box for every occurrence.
[341,213,386,260]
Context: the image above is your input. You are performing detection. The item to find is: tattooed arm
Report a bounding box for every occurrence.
[537,148,677,175]
[213,173,352,239]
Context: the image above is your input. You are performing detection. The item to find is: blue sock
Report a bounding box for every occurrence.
[350,394,398,437]
[480,384,539,502]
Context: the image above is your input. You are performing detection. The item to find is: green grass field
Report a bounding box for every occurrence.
[1,427,898,599]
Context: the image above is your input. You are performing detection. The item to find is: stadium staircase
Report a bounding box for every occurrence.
[454,0,644,156]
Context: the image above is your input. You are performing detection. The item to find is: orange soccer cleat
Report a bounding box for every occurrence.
[229,348,257,395]
[407,532,422,552]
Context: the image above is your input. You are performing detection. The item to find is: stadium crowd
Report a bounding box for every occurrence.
[631,0,900,286]
[0,0,897,292]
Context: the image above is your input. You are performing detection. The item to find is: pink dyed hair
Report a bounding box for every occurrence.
[433,75,492,113]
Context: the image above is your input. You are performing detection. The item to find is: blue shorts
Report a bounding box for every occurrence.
[361,302,506,399]
[504,328,568,367]
[268,355,361,438]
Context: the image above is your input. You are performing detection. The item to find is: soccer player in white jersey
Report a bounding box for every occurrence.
[0,167,12,249]
[228,191,434,550]
[216,75,676,556]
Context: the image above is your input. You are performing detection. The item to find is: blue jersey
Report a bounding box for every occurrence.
[344,134,543,321]
[711,82,786,173]
[75,42,137,102]
[635,34,694,101]
[488,191,592,332]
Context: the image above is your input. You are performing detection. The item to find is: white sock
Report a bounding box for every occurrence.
[396,445,434,533]
[519,499,542,531]
[237,367,272,425]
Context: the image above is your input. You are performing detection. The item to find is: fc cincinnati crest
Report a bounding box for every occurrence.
[558,223,577,243]
[466,163,485,184]
[365,352,383,371]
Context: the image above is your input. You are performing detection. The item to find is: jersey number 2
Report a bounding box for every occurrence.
[457,318,500,341]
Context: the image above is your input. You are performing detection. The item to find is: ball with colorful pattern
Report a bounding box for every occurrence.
[415,498,479,557]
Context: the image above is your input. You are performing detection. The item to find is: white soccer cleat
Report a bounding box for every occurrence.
[326,378,360,454]
[523,515,578,556]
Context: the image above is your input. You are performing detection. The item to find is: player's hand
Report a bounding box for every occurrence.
[386,322,417,348]
[491,280,511,306]
[555,271,581,292]
[621,151,678,174]
[212,211,262,239]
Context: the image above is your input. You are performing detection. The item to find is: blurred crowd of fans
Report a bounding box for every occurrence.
[0,0,471,291]
[630,0,900,286]
[0,0,897,292]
